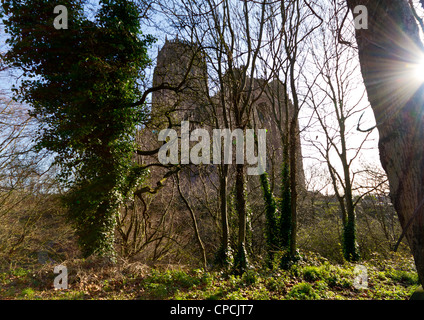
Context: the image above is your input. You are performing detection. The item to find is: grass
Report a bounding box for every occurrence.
[0,251,419,300]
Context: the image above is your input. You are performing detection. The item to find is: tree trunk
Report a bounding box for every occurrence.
[343,165,359,262]
[279,145,292,251]
[233,162,248,274]
[288,52,300,259]
[220,166,229,248]
[289,116,298,257]
[176,173,208,270]
[260,172,278,266]
[346,0,424,285]
[215,164,230,268]
[342,136,360,261]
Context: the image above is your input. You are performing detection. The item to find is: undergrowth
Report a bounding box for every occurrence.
[0,251,419,300]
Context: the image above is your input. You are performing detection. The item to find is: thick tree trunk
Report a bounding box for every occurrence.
[346,0,424,284]
[289,117,298,257]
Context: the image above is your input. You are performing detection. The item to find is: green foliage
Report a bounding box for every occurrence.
[1,0,155,257]
[385,268,420,285]
[288,260,354,290]
[326,269,353,289]
[10,268,29,278]
[0,252,420,300]
[259,173,278,267]
[259,156,297,270]
[303,265,329,282]
[279,155,291,250]
[232,243,249,276]
[343,218,360,262]
[259,158,299,271]
[287,282,319,300]
[20,287,35,299]
[142,269,205,299]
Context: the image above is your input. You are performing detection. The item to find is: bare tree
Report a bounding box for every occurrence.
[258,0,322,264]
[306,2,375,261]
[176,171,207,269]
[0,93,68,264]
[356,161,403,254]
[152,0,277,273]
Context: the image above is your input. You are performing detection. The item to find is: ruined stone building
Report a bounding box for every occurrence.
[138,37,305,190]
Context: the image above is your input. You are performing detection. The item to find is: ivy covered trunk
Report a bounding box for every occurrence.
[1,0,154,259]
[260,173,278,267]
[346,0,424,285]
[343,217,360,262]
[279,145,295,269]
[65,175,119,258]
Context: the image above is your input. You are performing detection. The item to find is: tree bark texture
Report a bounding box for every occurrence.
[220,166,229,252]
[346,0,424,284]
[236,163,247,251]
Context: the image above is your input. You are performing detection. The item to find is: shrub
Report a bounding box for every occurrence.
[287,282,319,300]
[241,269,258,286]
[385,269,419,286]
[20,288,35,299]
[326,267,353,289]
[303,266,327,282]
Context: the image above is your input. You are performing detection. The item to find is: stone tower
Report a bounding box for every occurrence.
[151,37,208,127]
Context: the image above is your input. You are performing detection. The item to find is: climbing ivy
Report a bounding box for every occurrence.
[260,173,278,267]
[1,0,155,257]
[279,152,292,250]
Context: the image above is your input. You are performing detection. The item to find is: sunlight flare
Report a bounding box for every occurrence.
[412,56,424,83]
